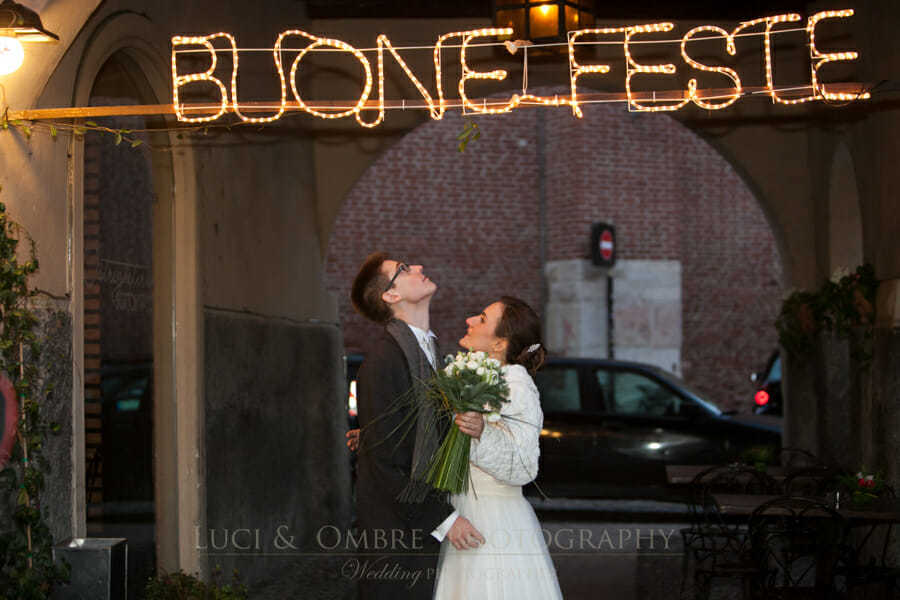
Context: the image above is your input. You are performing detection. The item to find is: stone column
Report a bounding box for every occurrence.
[782,349,819,456]
[814,331,860,471]
[872,279,900,487]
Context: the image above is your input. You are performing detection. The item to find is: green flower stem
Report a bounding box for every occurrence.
[425,423,472,494]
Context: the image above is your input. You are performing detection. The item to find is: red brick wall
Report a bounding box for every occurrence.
[325,95,783,412]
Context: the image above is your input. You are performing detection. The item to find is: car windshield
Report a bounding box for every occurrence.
[646,366,724,415]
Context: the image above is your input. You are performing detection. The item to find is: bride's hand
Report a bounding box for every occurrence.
[455,411,485,440]
[346,428,360,451]
[447,516,485,550]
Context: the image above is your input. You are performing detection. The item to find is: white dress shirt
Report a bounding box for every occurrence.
[406,322,438,369]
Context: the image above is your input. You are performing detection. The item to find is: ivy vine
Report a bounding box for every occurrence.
[1,109,144,147]
[776,263,878,364]
[0,197,69,599]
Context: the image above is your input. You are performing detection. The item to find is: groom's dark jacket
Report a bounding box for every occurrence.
[355,326,453,599]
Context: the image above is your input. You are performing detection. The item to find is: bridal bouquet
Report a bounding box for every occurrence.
[423,351,509,494]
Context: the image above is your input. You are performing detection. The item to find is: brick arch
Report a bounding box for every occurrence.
[326,98,782,411]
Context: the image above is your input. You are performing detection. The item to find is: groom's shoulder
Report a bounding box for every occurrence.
[361,328,406,365]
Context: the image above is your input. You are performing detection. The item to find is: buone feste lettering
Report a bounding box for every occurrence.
[171,10,865,126]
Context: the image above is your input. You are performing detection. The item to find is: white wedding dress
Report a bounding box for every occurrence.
[433,364,563,599]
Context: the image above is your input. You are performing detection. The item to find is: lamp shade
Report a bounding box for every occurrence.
[0,0,59,42]
[493,0,595,44]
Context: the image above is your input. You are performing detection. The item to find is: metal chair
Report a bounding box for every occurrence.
[680,464,780,599]
[782,466,838,497]
[836,484,899,600]
[776,447,826,471]
[749,496,847,600]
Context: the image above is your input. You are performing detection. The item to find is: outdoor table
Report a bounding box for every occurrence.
[713,493,900,567]
[712,494,900,522]
[665,464,788,486]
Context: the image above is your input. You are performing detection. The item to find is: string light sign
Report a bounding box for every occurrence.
[171,9,868,126]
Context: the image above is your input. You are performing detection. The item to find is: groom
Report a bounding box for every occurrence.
[350,252,485,599]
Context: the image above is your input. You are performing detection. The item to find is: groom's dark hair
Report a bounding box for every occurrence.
[351,252,394,324]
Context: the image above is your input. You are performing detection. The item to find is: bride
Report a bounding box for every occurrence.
[434,296,563,599]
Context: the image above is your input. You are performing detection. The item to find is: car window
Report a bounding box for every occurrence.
[597,369,693,417]
[768,356,781,381]
[534,366,581,412]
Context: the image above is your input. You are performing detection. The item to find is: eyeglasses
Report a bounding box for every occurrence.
[384,262,410,292]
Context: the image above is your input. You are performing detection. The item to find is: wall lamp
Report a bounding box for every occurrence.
[492,0,595,46]
[0,0,58,76]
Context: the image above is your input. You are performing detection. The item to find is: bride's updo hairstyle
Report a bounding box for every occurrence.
[494,296,546,375]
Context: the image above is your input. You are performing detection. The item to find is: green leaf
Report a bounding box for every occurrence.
[114,132,123,146]
[130,139,143,148]
[21,126,31,139]
[85,121,98,127]
[73,127,86,136]
[49,125,57,138]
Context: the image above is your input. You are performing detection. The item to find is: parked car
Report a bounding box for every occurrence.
[531,357,782,499]
[750,351,782,416]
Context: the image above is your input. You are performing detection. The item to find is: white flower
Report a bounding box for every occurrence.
[486,412,502,423]
[865,475,874,481]
[489,358,501,368]
[831,266,850,284]
[476,367,485,376]
[856,472,864,479]
[474,351,487,361]
[466,360,479,370]
[443,364,456,376]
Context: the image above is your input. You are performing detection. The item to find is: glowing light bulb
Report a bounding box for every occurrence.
[539,5,552,17]
[0,36,24,76]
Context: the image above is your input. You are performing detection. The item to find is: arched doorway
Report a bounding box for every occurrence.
[325,94,783,412]
[82,50,164,598]
[63,9,205,578]
[827,141,863,273]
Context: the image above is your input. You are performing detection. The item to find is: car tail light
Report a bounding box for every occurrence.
[348,380,358,416]
[754,390,770,406]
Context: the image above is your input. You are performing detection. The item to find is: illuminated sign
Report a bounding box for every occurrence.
[171,10,867,125]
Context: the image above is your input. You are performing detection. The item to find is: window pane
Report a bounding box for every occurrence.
[529,4,559,39]
[534,366,580,412]
[609,371,685,417]
[595,368,611,411]
[496,9,525,40]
